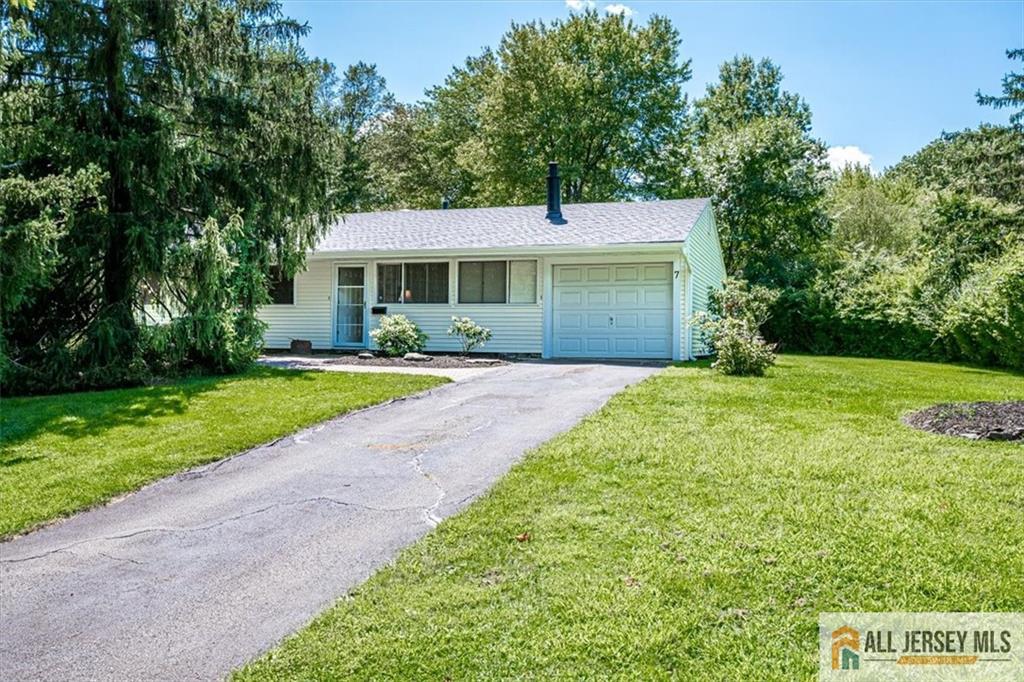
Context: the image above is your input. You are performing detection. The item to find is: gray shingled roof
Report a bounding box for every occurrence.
[316,198,710,253]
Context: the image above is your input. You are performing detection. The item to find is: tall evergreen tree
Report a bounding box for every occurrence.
[1,0,343,392]
[889,125,1024,206]
[977,48,1024,128]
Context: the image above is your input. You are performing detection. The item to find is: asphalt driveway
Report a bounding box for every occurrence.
[0,361,661,681]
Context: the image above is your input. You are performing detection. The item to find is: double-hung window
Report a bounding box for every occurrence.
[268,266,295,305]
[377,263,449,304]
[458,260,537,304]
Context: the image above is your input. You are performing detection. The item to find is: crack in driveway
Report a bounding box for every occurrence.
[0,361,662,682]
[2,496,424,564]
[410,450,446,527]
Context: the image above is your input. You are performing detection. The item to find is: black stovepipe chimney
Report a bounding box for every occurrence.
[546,162,562,222]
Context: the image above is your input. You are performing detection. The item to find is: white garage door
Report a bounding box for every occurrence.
[552,262,673,359]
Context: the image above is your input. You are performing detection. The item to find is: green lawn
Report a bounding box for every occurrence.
[0,367,447,538]
[235,355,1024,681]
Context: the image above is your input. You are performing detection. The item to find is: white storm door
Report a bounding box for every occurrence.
[334,265,366,347]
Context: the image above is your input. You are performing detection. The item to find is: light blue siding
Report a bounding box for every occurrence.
[259,259,335,350]
[684,205,727,356]
[259,257,543,353]
[259,205,726,359]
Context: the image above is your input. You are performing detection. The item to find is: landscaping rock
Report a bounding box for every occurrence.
[268,354,508,369]
[289,339,313,354]
[403,352,433,362]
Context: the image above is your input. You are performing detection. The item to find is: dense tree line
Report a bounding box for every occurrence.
[348,17,1023,369]
[765,51,1023,368]
[2,5,1021,394]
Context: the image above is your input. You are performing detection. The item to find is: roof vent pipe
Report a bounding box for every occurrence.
[441,197,450,209]
[546,162,563,223]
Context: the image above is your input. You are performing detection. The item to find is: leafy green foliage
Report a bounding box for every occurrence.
[329,62,396,210]
[976,48,1024,127]
[889,125,1024,206]
[1,0,344,394]
[474,11,690,204]
[370,314,428,357]
[676,57,828,287]
[692,278,779,376]
[771,95,1024,369]
[447,316,493,354]
[941,243,1024,369]
[775,249,939,360]
[921,192,1024,291]
[362,103,453,209]
[143,216,267,376]
[365,10,691,208]
[690,56,811,136]
[769,193,1024,368]
[0,166,105,319]
[825,166,921,253]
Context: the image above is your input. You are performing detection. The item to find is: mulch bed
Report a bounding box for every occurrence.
[291,354,508,369]
[902,401,1024,442]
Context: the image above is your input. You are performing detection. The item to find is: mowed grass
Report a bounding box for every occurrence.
[0,367,447,538]
[235,355,1024,681]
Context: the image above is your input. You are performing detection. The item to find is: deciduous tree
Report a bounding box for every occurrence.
[674,57,827,287]
[675,58,827,286]
[366,10,691,208]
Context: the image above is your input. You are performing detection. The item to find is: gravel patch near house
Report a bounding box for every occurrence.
[902,401,1024,441]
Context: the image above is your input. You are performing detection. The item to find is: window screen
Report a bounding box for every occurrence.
[268,267,294,305]
[459,261,507,303]
[426,262,449,302]
[404,263,427,302]
[378,262,448,303]
[377,264,402,303]
[508,260,537,303]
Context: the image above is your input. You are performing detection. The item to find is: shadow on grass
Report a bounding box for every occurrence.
[671,358,714,369]
[776,351,1024,378]
[0,366,321,451]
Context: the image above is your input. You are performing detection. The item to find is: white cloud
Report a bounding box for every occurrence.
[604,3,635,16]
[565,0,595,10]
[826,145,873,172]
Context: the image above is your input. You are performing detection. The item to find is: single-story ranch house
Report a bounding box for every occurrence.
[260,164,725,362]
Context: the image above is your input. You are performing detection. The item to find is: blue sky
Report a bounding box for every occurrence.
[284,0,1022,170]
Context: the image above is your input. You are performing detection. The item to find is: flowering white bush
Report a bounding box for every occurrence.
[691,278,780,376]
[370,314,428,356]
[447,316,493,354]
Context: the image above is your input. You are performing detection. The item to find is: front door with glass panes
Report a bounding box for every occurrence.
[334,265,366,346]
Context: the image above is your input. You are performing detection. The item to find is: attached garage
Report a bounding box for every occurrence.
[258,162,726,361]
[552,263,674,359]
